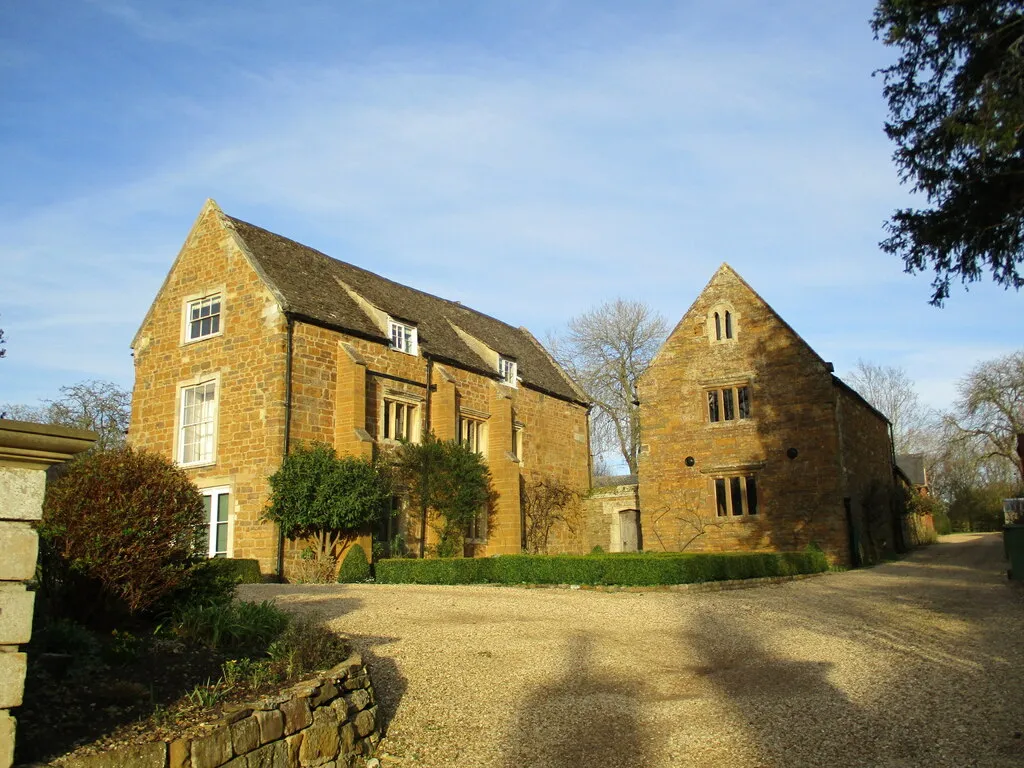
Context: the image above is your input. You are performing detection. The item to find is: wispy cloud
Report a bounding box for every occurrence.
[1,0,1018,414]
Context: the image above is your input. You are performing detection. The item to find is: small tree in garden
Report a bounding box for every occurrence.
[391,435,494,558]
[521,478,580,554]
[265,443,391,573]
[40,447,204,621]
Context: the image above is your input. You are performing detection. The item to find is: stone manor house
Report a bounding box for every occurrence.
[132,201,904,575]
[130,200,591,578]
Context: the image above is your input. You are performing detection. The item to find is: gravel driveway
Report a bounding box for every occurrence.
[242,533,1024,767]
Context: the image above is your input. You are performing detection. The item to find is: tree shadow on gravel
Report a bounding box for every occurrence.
[503,633,647,768]
[683,611,898,768]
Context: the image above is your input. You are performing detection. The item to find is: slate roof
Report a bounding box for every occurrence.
[896,454,928,487]
[224,214,588,405]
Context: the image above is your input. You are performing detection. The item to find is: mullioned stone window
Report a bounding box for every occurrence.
[713,475,759,517]
[707,385,751,423]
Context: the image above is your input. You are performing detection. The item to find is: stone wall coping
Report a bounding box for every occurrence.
[587,484,639,499]
[0,420,97,468]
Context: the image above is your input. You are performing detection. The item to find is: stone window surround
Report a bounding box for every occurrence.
[458,406,490,458]
[706,384,753,424]
[710,474,759,518]
[706,302,740,344]
[378,388,423,445]
[700,461,764,520]
[174,372,221,469]
[180,285,226,346]
[512,420,524,464]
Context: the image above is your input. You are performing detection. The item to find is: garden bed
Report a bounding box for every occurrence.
[16,604,352,765]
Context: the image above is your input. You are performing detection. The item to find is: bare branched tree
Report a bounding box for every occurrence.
[521,478,580,554]
[846,359,929,454]
[549,299,668,474]
[1,380,131,451]
[949,350,1024,485]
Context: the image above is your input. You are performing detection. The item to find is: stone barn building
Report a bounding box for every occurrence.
[635,264,899,566]
[130,200,592,578]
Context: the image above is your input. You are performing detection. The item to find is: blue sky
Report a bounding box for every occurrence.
[1,0,1020,418]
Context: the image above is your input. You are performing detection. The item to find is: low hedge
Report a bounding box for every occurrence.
[374,547,827,586]
[204,557,263,584]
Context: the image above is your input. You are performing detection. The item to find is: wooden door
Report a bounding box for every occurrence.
[619,509,639,552]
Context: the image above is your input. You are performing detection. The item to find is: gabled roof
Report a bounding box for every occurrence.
[652,263,891,425]
[218,209,588,406]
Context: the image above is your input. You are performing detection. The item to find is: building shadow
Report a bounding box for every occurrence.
[503,633,647,768]
[682,611,891,767]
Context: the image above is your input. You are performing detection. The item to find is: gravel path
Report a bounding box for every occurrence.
[242,533,1024,767]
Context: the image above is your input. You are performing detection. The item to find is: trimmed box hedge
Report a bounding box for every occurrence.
[374,548,827,586]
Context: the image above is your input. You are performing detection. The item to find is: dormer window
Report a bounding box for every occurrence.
[389,319,417,355]
[499,357,517,387]
[186,294,222,342]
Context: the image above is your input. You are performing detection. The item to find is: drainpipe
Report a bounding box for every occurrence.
[418,355,433,558]
[276,315,294,581]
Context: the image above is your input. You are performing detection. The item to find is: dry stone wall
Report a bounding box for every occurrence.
[60,653,381,768]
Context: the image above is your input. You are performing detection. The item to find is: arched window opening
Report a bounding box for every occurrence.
[714,312,722,341]
[725,311,733,339]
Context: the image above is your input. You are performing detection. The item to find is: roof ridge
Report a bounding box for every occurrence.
[224,213,525,336]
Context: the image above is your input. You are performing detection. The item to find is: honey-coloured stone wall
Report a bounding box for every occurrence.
[637,265,896,566]
[132,202,591,578]
[130,203,289,575]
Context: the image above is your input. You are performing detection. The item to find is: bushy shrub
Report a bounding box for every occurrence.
[40,447,204,622]
[267,612,350,678]
[337,544,370,583]
[265,443,391,565]
[390,435,494,558]
[174,599,290,653]
[157,558,264,616]
[375,547,828,586]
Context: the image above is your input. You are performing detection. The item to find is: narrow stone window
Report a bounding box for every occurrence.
[730,476,744,516]
[715,478,728,517]
[746,476,758,515]
[738,386,751,418]
[725,311,733,339]
[714,312,722,341]
[708,391,720,422]
[722,388,735,421]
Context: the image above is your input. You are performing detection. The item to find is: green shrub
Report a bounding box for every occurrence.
[159,558,264,616]
[265,443,391,562]
[40,447,204,623]
[267,613,350,678]
[337,544,370,583]
[174,600,290,653]
[589,545,604,555]
[375,547,828,586]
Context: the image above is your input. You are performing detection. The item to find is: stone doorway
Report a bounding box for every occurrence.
[619,509,641,552]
